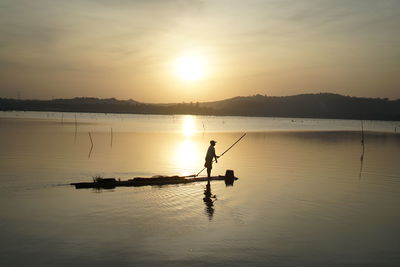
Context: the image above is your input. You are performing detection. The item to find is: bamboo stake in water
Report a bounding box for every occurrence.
[88,132,94,158]
[359,120,365,181]
[110,127,113,148]
[360,120,365,154]
[74,114,78,143]
[89,132,94,147]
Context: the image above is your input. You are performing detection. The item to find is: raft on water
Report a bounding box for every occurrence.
[71,170,238,189]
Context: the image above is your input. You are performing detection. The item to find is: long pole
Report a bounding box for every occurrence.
[194,133,246,177]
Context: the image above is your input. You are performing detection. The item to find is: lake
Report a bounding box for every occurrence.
[0,111,399,266]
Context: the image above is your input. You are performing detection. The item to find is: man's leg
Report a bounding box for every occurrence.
[207,167,211,178]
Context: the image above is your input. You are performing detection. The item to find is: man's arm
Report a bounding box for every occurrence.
[214,148,219,162]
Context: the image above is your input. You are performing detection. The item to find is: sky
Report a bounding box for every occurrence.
[0,0,399,102]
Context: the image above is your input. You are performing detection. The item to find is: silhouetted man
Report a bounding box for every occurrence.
[204,140,219,178]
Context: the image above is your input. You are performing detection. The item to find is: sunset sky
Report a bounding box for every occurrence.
[0,0,399,102]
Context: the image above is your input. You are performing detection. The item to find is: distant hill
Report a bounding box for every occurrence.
[200,93,400,120]
[0,97,214,116]
[1,93,399,121]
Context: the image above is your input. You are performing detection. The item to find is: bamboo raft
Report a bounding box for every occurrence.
[71,171,238,189]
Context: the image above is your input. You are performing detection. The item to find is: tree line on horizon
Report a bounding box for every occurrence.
[0,93,399,121]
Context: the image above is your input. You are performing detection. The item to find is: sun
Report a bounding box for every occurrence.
[173,54,205,82]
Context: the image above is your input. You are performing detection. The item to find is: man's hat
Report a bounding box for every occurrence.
[210,140,217,144]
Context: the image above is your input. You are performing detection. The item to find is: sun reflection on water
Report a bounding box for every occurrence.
[173,116,202,175]
[174,139,201,176]
[182,115,196,137]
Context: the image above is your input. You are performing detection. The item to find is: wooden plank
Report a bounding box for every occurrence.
[71,175,238,189]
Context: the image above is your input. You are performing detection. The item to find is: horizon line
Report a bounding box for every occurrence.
[2,92,399,104]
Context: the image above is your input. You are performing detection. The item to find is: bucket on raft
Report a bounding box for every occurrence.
[224,169,235,186]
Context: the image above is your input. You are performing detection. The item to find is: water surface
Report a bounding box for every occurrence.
[0,112,399,266]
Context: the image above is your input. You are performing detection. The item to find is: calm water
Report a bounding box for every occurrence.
[1,111,399,266]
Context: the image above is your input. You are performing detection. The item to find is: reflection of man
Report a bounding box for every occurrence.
[204,140,219,178]
[203,180,217,220]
